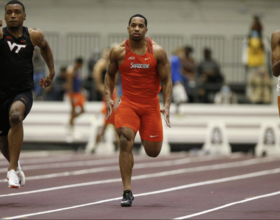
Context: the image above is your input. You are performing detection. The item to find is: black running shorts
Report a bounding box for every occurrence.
[0,90,33,136]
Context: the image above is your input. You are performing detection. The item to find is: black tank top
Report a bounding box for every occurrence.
[0,26,34,96]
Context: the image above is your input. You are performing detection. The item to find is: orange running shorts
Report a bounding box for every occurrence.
[115,97,163,142]
[68,93,85,107]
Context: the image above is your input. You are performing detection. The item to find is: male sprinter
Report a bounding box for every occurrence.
[104,14,172,207]
[0,0,55,188]
[271,30,280,115]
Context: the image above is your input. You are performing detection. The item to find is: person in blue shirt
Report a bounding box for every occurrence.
[170,47,188,114]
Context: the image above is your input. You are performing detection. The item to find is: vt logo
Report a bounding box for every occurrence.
[7,41,26,53]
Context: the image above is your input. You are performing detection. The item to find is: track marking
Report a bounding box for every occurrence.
[0,155,87,166]
[0,157,278,197]
[3,168,280,219]
[0,155,242,183]
[0,153,192,172]
[0,154,239,173]
[0,156,275,183]
[0,158,119,173]
[174,191,280,219]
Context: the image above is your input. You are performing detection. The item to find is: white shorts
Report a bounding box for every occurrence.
[172,83,188,103]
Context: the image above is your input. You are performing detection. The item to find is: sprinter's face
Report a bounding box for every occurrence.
[5,4,26,29]
[127,17,148,41]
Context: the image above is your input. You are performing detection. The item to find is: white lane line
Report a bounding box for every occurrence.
[0,155,268,183]
[174,191,280,219]
[0,155,86,166]
[0,153,234,173]
[0,157,278,198]
[0,153,190,172]
[3,168,280,219]
[0,155,236,183]
[0,158,118,173]
[0,155,231,184]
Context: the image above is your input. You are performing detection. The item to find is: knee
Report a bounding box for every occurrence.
[146,151,160,158]
[9,112,23,125]
[119,134,131,152]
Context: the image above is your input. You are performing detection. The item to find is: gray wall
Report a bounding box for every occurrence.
[1,0,278,83]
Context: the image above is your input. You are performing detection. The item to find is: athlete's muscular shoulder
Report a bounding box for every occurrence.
[28,28,45,47]
[152,40,168,64]
[271,30,280,50]
[110,41,125,62]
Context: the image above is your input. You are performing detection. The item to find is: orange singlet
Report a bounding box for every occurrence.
[115,37,163,142]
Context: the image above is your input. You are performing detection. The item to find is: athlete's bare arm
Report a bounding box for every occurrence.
[104,42,125,119]
[0,19,3,40]
[154,42,172,128]
[271,30,280,77]
[29,28,55,88]
[93,58,107,94]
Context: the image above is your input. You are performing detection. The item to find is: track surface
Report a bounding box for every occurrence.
[0,151,280,219]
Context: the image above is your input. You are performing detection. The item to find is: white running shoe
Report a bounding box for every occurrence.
[6,170,26,187]
[7,170,20,189]
[6,161,25,187]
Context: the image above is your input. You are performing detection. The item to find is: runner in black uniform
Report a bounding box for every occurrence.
[0,0,55,188]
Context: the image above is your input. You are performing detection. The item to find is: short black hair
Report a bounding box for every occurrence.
[5,0,25,12]
[128,14,147,27]
[75,57,84,64]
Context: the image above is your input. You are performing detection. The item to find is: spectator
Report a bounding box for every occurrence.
[32,47,45,100]
[251,15,263,38]
[242,16,269,101]
[197,48,224,103]
[214,84,238,104]
[247,67,273,104]
[181,46,196,103]
[45,67,68,101]
[170,47,188,114]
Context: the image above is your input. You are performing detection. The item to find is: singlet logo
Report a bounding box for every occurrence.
[128,56,135,60]
[7,41,26,53]
[131,62,150,69]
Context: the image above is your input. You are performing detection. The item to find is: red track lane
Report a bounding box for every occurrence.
[0,153,280,219]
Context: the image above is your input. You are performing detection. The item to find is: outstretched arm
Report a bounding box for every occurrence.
[271,30,280,77]
[30,28,55,88]
[104,47,119,120]
[155,45,172,128]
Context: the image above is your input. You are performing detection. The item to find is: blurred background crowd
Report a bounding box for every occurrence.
[31,15,273,107]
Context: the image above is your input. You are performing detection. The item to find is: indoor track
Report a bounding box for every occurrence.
[0,151,280,219]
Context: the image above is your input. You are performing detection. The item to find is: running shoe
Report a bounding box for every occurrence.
[6,161,26,187]
[7,169,20,189]
[121,190,134,207]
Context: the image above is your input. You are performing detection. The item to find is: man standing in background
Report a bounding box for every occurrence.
[170,47,188,114]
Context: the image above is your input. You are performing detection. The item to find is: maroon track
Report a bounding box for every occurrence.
[0,152,280,219]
